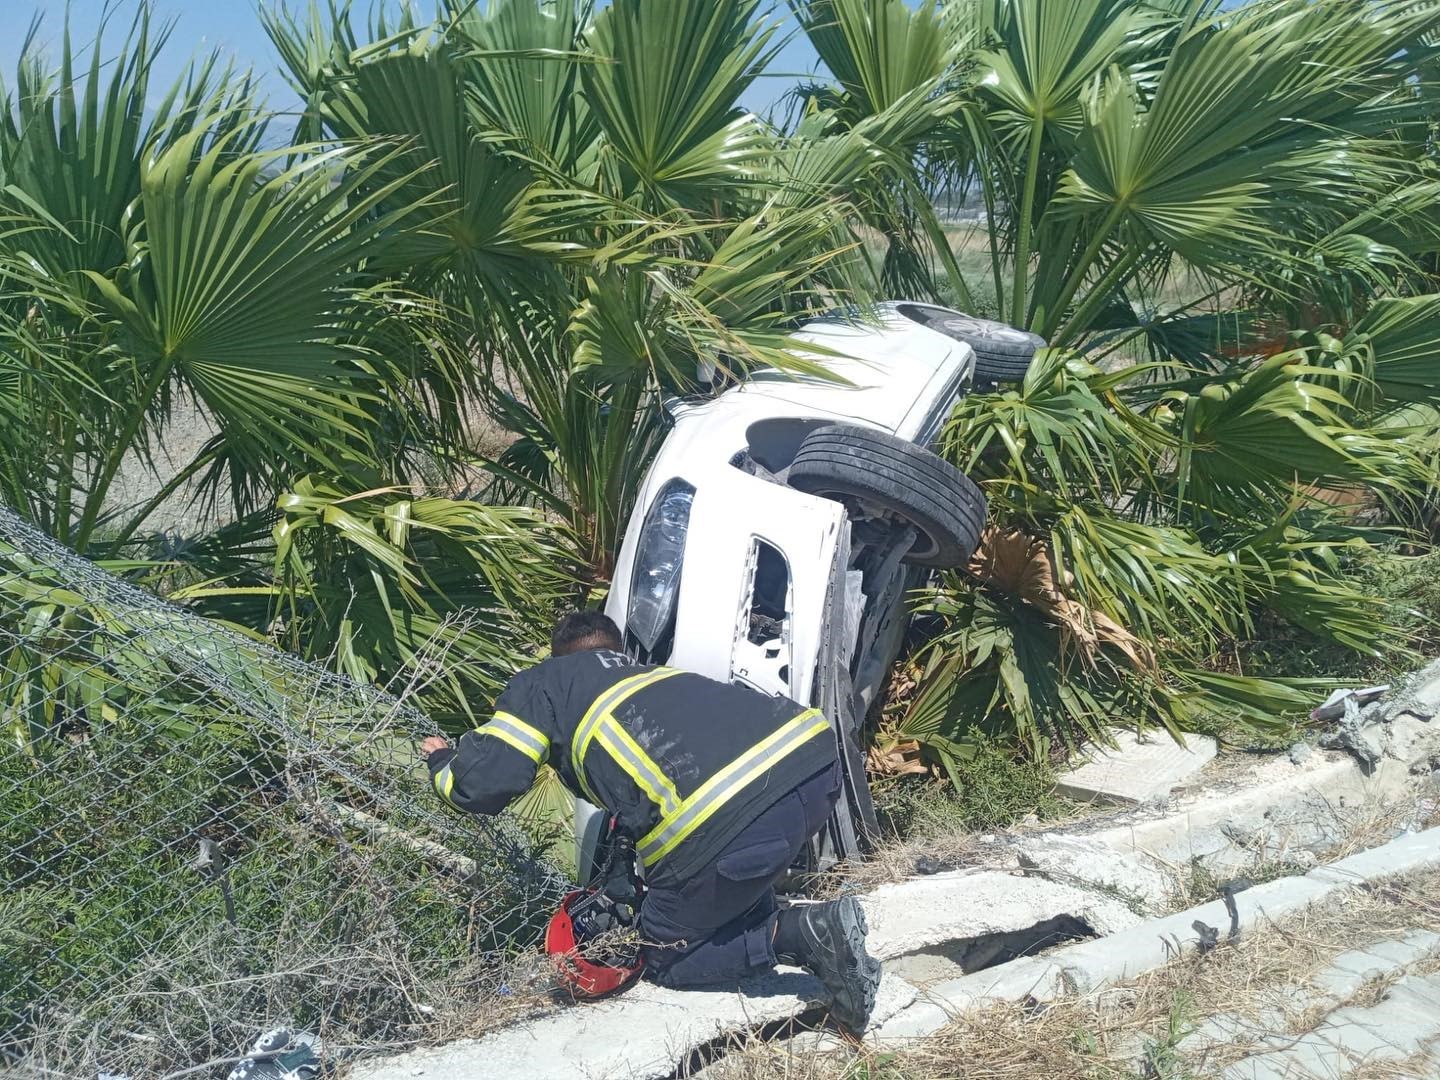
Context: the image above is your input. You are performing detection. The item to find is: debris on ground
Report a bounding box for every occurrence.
[1319,685,1392,768]
[225,1028,324,1080]
[1311,685,1391,723]
[913,855,957,876]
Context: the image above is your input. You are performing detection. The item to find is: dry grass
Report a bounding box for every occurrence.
[707,870,1440,1080]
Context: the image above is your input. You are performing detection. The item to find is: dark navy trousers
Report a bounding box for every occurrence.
[639,763,841,987]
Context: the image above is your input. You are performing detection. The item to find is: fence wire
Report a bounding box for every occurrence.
[0,506,568,1077]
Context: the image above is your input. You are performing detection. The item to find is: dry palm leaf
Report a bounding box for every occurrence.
[968,525,1156,673]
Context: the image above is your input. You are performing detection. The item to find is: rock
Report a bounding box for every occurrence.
[1287,742,1312,766]
[1319,720,1386,769]
[914,855,955,876]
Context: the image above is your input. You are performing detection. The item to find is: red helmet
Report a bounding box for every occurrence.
[544,889,645,999]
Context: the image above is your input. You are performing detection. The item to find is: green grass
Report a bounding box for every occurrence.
[873,735,1068,839]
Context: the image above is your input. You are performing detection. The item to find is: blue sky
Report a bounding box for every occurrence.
[4,1,828,117]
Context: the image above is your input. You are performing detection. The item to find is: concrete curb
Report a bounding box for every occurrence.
[350,968,921,1080]
[873,826,1440,1042]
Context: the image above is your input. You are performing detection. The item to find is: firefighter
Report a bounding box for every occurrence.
[420,611,882,1031]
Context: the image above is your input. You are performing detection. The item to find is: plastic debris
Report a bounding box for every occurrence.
[1310,685,1389,723]
[225,1028,323,1080]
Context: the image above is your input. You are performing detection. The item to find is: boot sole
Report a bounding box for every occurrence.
[819,897,881,1033]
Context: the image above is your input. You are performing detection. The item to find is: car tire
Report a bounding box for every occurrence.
[787,424,986,569]
[897,303,1045,383]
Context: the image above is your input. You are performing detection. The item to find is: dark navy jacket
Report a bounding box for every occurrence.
[427,649,836,884]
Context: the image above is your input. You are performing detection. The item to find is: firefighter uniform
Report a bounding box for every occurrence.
[426,647,840,986]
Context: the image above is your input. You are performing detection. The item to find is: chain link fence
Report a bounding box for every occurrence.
[0,506,568,1077]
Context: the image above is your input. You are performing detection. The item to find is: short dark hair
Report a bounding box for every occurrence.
[551,611,622,657]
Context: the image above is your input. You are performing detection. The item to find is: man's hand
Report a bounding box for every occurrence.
[420,735,451,758]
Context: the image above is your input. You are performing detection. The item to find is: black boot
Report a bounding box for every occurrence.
[775,897,882,1033]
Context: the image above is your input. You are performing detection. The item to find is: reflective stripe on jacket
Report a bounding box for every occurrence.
[425,649,837,885]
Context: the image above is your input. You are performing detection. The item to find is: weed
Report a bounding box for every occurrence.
[873,736,1067,839]
[1138,992,1197,1080]
[1175,854,1310,912]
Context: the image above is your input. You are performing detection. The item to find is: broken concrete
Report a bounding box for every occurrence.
[873,827,1440,1043]
[888,913,1097,988]
[1067,717,1440,885]
[1055,729,1217,806]
[352,970,919,1080]
[355,664,1440,1079]
[860,868,1142,962]
[1015,834,1173,908]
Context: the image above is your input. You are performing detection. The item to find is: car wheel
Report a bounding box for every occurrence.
[897,304,1045,383]
[787,424,987,569]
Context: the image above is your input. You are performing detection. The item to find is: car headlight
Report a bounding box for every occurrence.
[627,480,696,654]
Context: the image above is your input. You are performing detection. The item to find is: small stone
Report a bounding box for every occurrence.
[914,855,955,876]
[1021,813,1040,826]
[1288,742,1313,765]
[980,833,997,844]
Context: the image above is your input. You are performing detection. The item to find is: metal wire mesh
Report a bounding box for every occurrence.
[0,506,568,1076]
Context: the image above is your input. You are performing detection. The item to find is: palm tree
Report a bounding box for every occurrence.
[258,0,914,572]
[791,0,1440,762]
[5,0,1440,764]
[0,10,484,552]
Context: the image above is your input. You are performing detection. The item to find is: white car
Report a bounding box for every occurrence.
[581,303,1043,877]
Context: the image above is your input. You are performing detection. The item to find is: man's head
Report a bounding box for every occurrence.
[551,610,623,657]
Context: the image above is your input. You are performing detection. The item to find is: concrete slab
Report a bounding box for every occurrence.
[1015,834,1174,909]
[1223,972,1440,1079]
[873,829,1440,1044]
[353,969,920,1080]
[1055,730,1218,806]
[1080,741,1423,881]
[860,869,1142,962]
[1310,931,1440,1001]
[352,970,822,1080]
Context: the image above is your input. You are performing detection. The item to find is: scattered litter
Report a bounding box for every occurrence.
[225,1028,323,1080]
[1310,685,1389,723]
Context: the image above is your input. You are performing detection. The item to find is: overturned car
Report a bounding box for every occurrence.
[583,303,1043,875]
